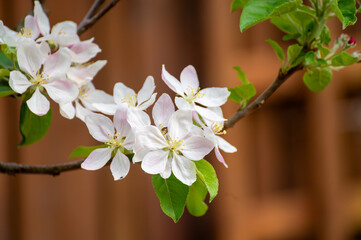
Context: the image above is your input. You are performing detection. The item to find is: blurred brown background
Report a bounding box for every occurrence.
[1,0,361,239]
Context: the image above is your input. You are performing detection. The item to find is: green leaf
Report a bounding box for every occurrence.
[231,0,250,12]
[152,174,189,222]
[287,44,304,67]
[195,160,219,202]
[320,26,331,45]
[240,0,302,32]
[19,101,52,146]
[266,39,285,62]
[303,68,332,92]
[0,81,15,97]
[304,51,318,66]
[0,51,13,69]
[186,178,208,217]
[234,84,257,101]
[228,87,243,103]
[318,45,331,58]
[330,0,357,29]
[1,44,16,61]
[233,66,248,84]
[331,51,359,66]
[69,145,107,158]
[0,69,9,77]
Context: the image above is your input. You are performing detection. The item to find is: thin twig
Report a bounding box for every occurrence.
[77,0,121,35]
[223,64,303,130]
[0,160,84,176]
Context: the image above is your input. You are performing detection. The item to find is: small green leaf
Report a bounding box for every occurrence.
[330,0,357,29]
[0,51,13,69]
[228,87,243,103]
[195,160,219,202]
[186,178,208,217]
[240,0,302,32]
[234,84,257,101]
[231,0,250,12]
[303,68,332,92]
[19,101,52,146]
[152,174,189,222]
[0,69,9,76]
[320,26,331,46]
[331,51,359,66]
[266,39,285,62]
[233,66,248,84]
[69,145,107,158]
[287,44,303,67]
[304,51,318,66]
[318,45,331,58]
[0,81,15,97]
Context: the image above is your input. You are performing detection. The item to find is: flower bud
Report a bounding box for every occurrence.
[348,37,356,46]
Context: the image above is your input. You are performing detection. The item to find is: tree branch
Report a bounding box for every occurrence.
[77,0,121,35]
[0,160,84,176]
[223,64,303,130]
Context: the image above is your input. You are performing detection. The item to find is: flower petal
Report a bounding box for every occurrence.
[172,154,196,186]
[113,106,131,137]
[87,60,107,76]
[174,96,192,110]
[17,39,43,76]
[134,125,167,150]
[216,136,237,153]
[59,102,75,119]
[180,65,199,96]
[44,80,78,103]
[137,76,155,105]
[141,150,168,175]
[75,100,92,122]
[93,103,117,115]
[126,108,151,130]
[168,110,193,139]
[194,105,225,122]
[214,146,228,168]
[43,47,71,80]
[160,160,172,179]
[24,15,40,40]
[82,88,114,111]
[81,148,113,170]
[195,87,230,107]
[137,93,156,111]
[182,135,214,160]
[152,93,175,128]
[68,38,101,63]
[26,87,50,116]
[110,150,130,180]
[84,113,114,142]
[34,1,50,35]
[161,65,184,96]
[9,71,32,93]
[113,82,136,105]
[50,21,79,46]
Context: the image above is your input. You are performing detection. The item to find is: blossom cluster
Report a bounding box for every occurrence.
[0,2,236,186]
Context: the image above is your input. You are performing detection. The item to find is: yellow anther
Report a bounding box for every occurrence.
[104,131,124,148]
[18,28,33,38]
[122,93,137,106]
[212,122,226,135]
[30,70,49,86]
[79,85,92,99]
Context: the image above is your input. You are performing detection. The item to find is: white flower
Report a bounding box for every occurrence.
[94,76,157,129]
[9,39,78,116]
[202,107,236,168]
[81,107,135,180]
[133,110,214,186]
[161,65,230,122]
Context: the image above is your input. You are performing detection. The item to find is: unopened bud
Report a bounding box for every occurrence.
[348,37,356,45]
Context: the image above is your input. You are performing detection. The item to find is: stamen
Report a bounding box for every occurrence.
[30,69,49,86]
[18,28,33,38]
[122,93,137,107]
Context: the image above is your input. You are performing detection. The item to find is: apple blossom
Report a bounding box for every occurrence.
[81,107,135,180]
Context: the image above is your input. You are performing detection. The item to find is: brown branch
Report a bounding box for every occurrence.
[0,160,84,176]
[77,0,121,35]
[223,64,303,130]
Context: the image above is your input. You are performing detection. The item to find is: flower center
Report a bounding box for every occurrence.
[18,28,33,38]
[78,84,92,99]
[30,70,49,86]
[166,136,184,154]
[122,93,137,107]
[105,132,124,149]
[211,122,226,135]
[183,87,204,104]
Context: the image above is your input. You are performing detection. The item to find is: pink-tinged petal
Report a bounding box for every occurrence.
[34,1,50,35]
[137,76,155,105]
[135,125,168,150]
[82,89,114,111]
[216,136,237,153]
[93,103,117,115]
[137,93,157,111]
[113,82,136,105]
[172,154,196,186]
[180,65,199,96]
[69,39,101,63]
[24,15,40,40]
[123,130,135,150]
[174,97,192,110]
[152,93,175,128]
[38,41,51,58]
[182,135,214,160]
[203,107,223,126]
[161,65,184,96]
[110,150,130,180]
[114,106,131,137]
[9,71,32,93]
[87,60,107,76]
[194,105,225,122]
[26,87,50,116]
[126,108,151,130]
[17,39,43,76]
[81,148,113,171]
[59,102,75,119]
[141,150,168,174]
[75,101,92,122]
[50,21,79,46]
[43,48,71,79]
[160,160,172,179]
[67,67,93,86]
[168,110,193,139]
[195,87,230,107]
[44,80,78,103]
[84,113,114,142]
[214,146,228,168]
